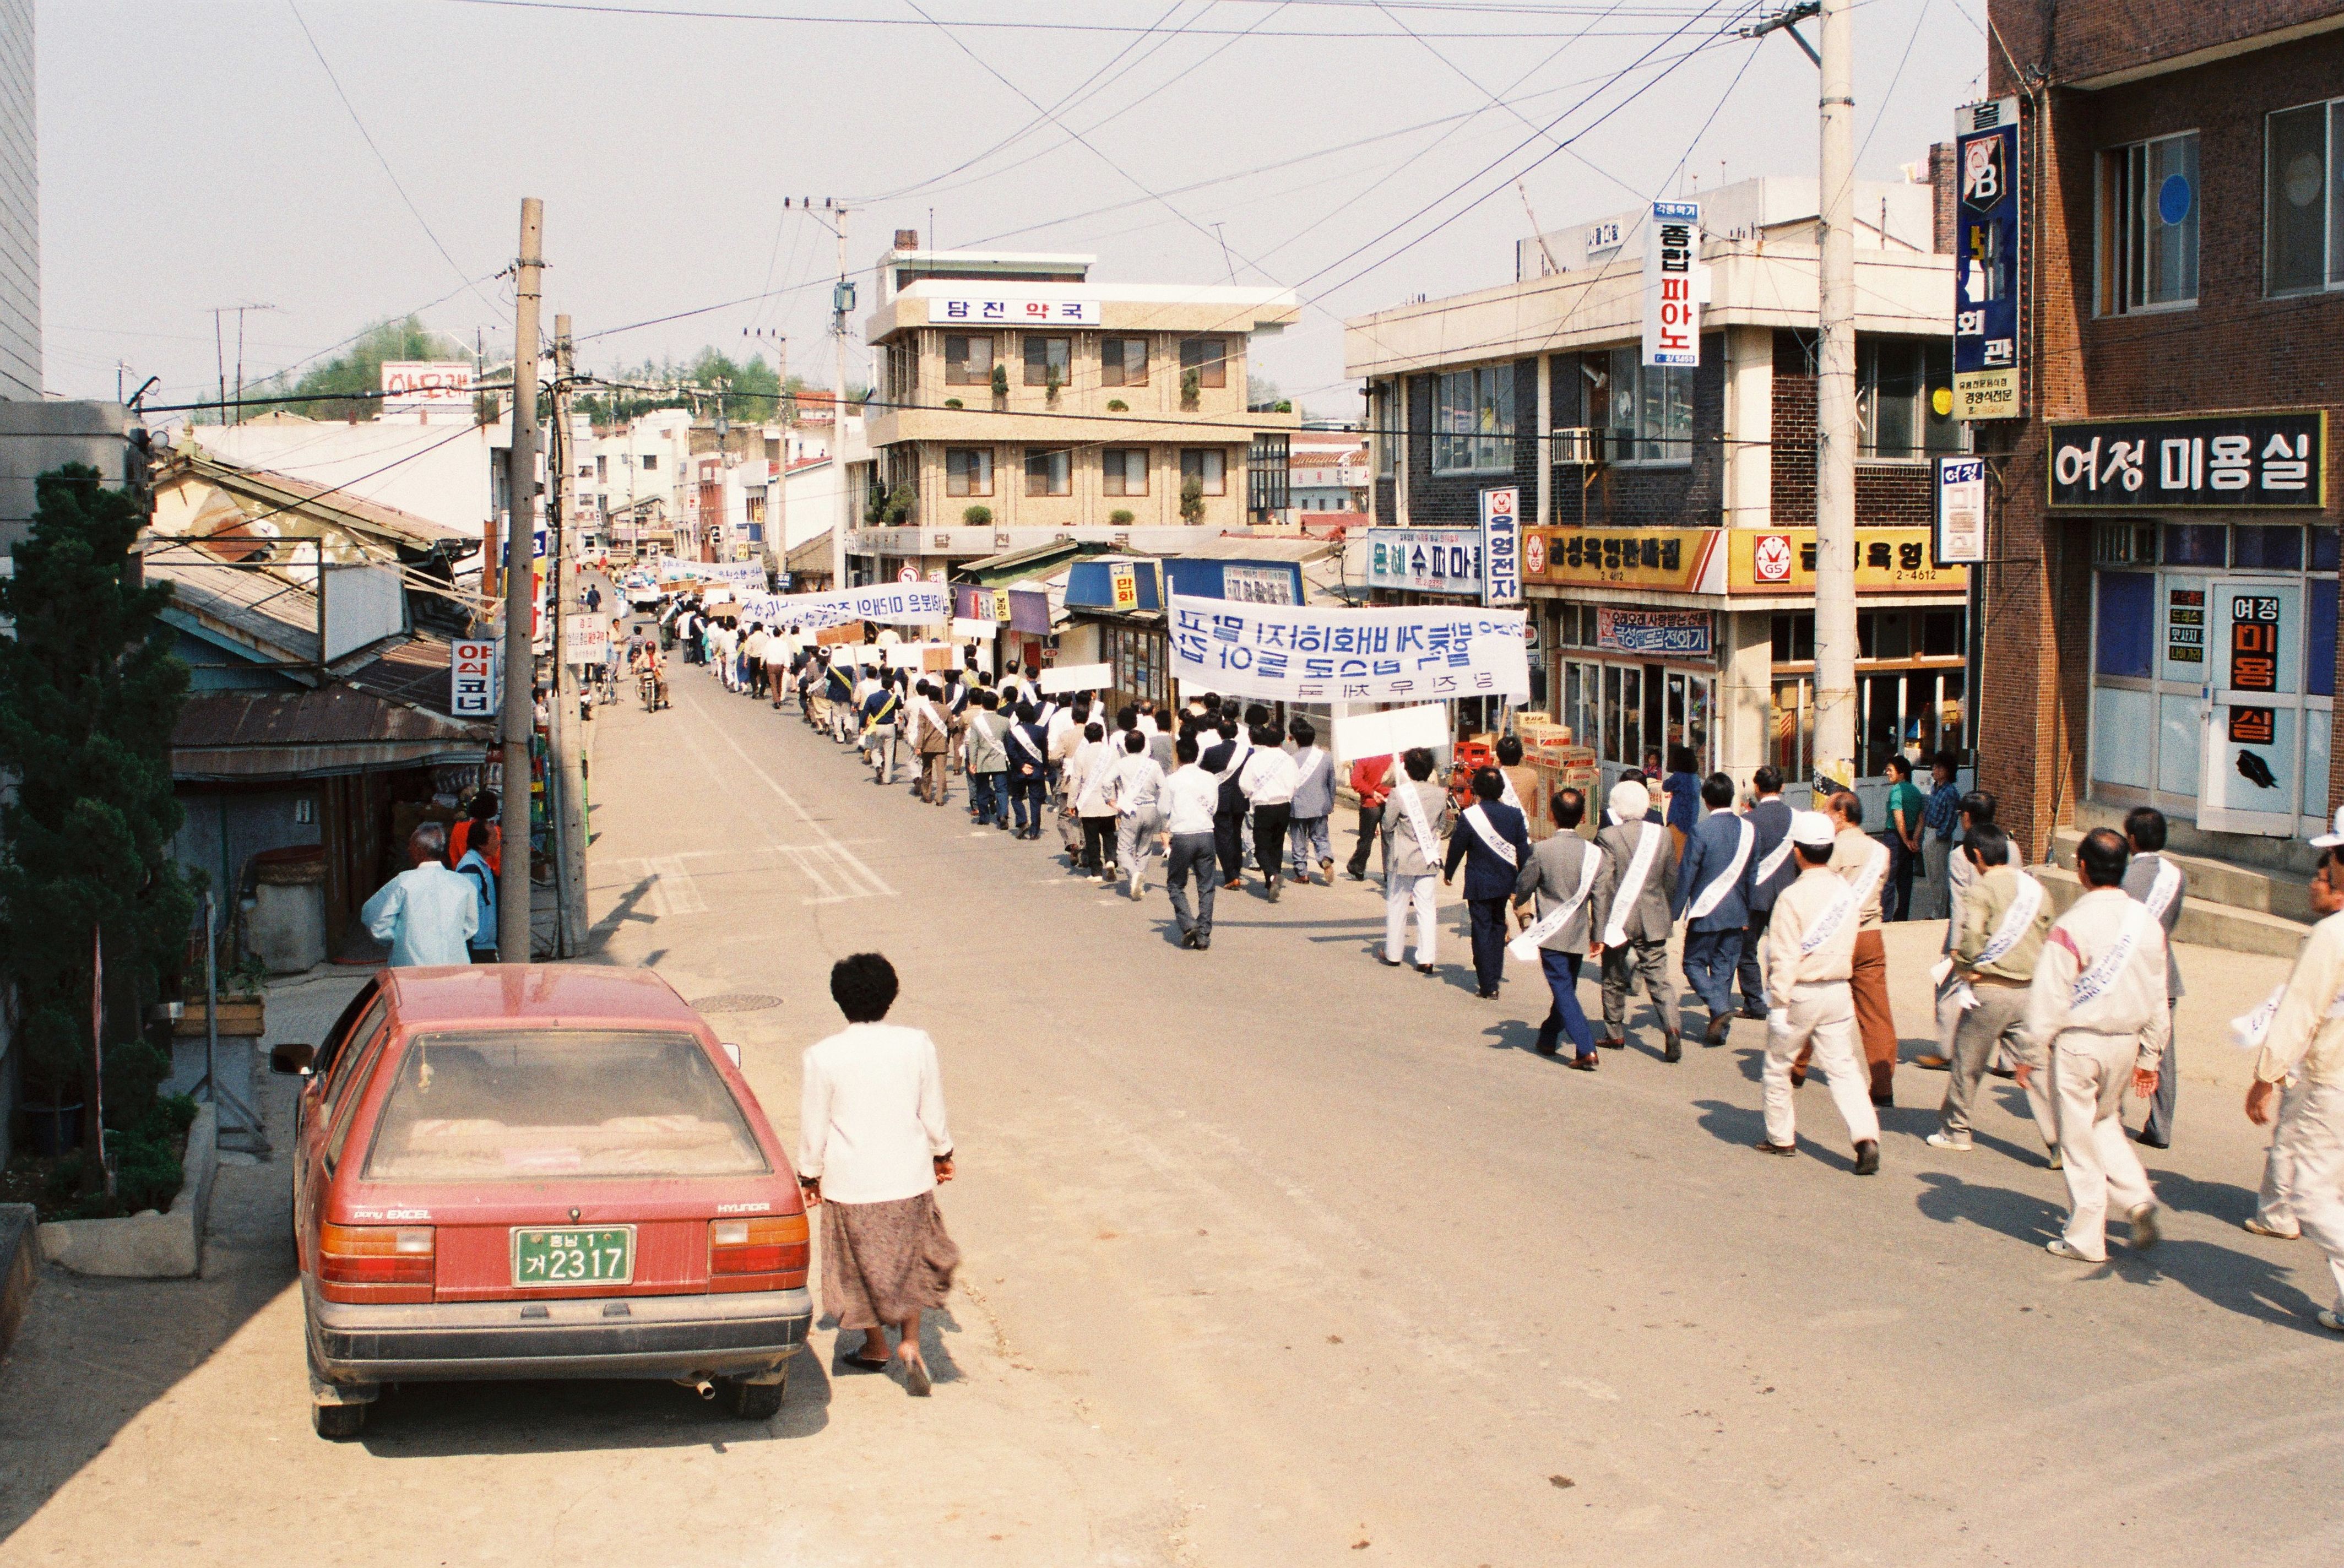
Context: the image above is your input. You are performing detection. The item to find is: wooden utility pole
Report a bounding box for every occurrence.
[549,314,589,956]
[498,198,544,962]
[1811,0,1858,786]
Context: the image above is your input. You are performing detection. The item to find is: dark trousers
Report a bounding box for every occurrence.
[1010,775,1046,832]
[1081,815,1117,873]
[2143,1001,2179,1144]
[1251,803,1293,882]
[972,771,1006,827]
[1886,836,1918,922]
[1467,896,1509,992]
[1347,803,1384,877]
[1682,926,1745,1021]
[1535,950,1596,1059]
[1737,904,1775,1013]
[1166,833,1218,940]
[1214,806,1247,884]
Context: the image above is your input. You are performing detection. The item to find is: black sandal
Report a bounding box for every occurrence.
[840,1353,892,1373]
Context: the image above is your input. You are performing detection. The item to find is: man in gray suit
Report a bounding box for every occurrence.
[2123,805,2188,1148]
[1284,719,1338,886]
[1513,787,1602,1070]
[1591,776,1682,1061]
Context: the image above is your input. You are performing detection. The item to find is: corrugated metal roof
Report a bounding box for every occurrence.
[1160,533,1336,563]
[151,557,322,664]
[165,446,466,551]
[171,687,490,781]
[784,529,833,570]
[344,634,463,710]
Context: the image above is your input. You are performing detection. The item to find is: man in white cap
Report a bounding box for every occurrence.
[1756,810,1881,1174]
[2015,827,2167,1262]
[1591,775,1680,1061]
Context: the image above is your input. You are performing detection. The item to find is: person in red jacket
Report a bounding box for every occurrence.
[1344,753,1393,881]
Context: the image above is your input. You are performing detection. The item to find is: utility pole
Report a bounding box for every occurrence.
[549,313,588,957]
[746,327,788,584]
[499,197,545,964]
[1811,0,1858,786]
[789,198,854,592]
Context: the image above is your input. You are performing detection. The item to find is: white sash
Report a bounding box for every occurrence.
[1510,845,1601,961]
[1753,813,1796,887]
[2141,856,2183,921]
[1800,844,1887,957]
[1496,768,1522,812]
[1974,871,2046,968]
[1216,739,1252,784]
[1080,746,1119,810]
[1294,748,1327,795]
[1600,821,1665,947]
[2069,903,2157,1008]
[1394,779,1440,865]
[1686,818,1755,920]
[1461,804,1518,869]
[1009,725,1044,764]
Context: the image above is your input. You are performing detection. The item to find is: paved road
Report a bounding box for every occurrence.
[6,652,2342,1566]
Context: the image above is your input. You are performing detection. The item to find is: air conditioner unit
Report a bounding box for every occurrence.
[1551,426,1602,465]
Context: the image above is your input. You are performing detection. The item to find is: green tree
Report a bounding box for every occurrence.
[1179,476,1207,525]
[0,467,193,1181]
[239,316,487,423]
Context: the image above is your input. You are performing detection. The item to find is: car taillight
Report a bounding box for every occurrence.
[319,1223,435,1287]
[709,1214,808,1276]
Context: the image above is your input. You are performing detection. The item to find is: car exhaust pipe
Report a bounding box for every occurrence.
[674,1376,715,1400]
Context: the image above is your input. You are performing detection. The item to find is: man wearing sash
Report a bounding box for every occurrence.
[2244,845,2344,1288]
[1927,824,2057,1155]
[1755,811,1881,1172]
[1443,768,1532,999]
[2120,807,2188,1149]
[1826,791,1899,1104]
[965,690,1010,831]
[1494,736,1540,824]
[1005,702,1050,840]
[1672,773,1755,1047]
[1591,778,1682,1061]
[1735,767,1798,1021]
[1200,718,1254,891]
[1285,720,1337,888]
[1239,725,1301,902]
[1379,748,1450,973]
[2017,828,2168,1262]
[1513,788,1602,1068]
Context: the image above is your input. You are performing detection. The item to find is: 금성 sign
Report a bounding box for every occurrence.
[1166,594,1528,704]
[1954,98,2021,421]
[451,639,497,717]
[1480,487,1522,607]
[1642,201,1701,368]
[1935,456,1988,563]
[2047,410,2325,509]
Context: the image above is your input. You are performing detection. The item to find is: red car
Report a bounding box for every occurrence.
[274,966,810,1439]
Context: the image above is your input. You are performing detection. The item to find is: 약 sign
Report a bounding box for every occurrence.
[1527,528,1727,594]
[926,297,1101,325]
[2048,410,2326,509]
[1727,528,1966,594]
[1953,99,2022,421]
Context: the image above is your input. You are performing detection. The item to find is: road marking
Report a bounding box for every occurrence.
[674,680,898,902]
[645,855,707,916]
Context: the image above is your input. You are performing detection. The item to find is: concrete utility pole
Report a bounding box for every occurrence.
[499,197,544,963]
[1811,0,1858,785]
[549,314,589,957]
[832,204,853,594]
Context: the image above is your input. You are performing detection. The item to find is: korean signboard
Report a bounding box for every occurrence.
[1167,594,1529,704]
[1596,607,1711,659]
[1480,487,1522,606]
[925,297,1102,326]
[562,614,610,668]
[381,360,476,420]
[2165,585,2204,666]
[1365,528,1482,595]
[1109,562,1140,610]
[1935,456,1988,564]
[1525,528,1728,594]
[2047,410,2326,509]
[1728,528,1967,594]
[1642,201,1701,368]
[1221,566,1296,606]
[450,639,497,718]
[1954,98,2021,421]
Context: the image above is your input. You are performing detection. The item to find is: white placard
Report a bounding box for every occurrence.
[1642,200,1701,368]
[734,582,949,630]
[1331,703,1450,763]
[1038,661,1114,695]
[562,614,610,666]
[882,641,953,669]
[951,617,997,641]
[1167,594,1529,704]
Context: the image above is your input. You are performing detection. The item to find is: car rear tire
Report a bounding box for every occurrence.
[312,1399,368,1440]
[718,1371,786,1420]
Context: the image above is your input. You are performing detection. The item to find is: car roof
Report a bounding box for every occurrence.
[376,965,706,1031]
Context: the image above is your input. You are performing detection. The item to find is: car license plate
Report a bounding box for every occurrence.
[511,1226,634,1286]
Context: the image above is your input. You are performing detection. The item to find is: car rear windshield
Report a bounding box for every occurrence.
[361,1029,768,1181]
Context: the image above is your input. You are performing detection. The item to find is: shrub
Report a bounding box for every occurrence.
[1108,508,1135,527]
[990,363,1008,397]
[963,504,993,527]
[1180,369,1200,408]
[1179,477,1206,525]
[45,1093,196,1218]
[943,397,963,409]
[1106,399,1128,413]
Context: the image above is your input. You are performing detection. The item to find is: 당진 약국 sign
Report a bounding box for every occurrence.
[1166,594,1528,704]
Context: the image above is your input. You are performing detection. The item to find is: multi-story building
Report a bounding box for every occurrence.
[1290,427,1370,517]
[1347,170,1966,801]
[1978,3,2344,897]
[0,0,35,403]
[849,237,1299,584]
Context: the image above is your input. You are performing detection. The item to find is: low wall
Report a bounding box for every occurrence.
[37,1103,218,1278]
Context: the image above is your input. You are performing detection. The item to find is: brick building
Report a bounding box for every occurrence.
[1978,4,2344,871]
[1347,170,1967,807]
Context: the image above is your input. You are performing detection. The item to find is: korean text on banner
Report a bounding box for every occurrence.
[1480,487,1521,606]
[730,582,949,630]
[1642,200,1701,368]
[451,639,497,718]
[562,615,611,667]
[1166,594,1529,704]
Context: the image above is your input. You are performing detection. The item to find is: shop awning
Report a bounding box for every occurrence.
[171,687,491,782]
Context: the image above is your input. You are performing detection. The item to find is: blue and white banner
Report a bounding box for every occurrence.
[736,582,950,630]
[661,560,765,589]
[1168,594,1529,704]
[1364,528,1482,595]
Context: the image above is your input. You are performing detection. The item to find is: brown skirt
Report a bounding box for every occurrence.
[820,1191,960,1331]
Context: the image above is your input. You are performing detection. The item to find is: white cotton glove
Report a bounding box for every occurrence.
[1766,1007,1790,1036]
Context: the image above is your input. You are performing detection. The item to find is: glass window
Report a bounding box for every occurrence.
[2315,525,2341,573]
[1179,448,1227,495]
[1433,363,1517,474]
[2267,100,2343,296]
[1103,448,1148,496]
[1101,337,1149,387]
[1560,658,1598,748]
[1771,678,1815,782]
[2235,524,2305,571]
[2162,522,2226,566]
[1923,609,1966,657]
[1023,335,1071,389]
[363,1030,767,1181]
[1373,383,1397,478]
[945,447,994,497]
[2311,578,2338,698]
[945,334,995,386]
[640,453,656,472]
[2096,572,2156,678]
[1858,339,1961,458]
[1024,448,1071,497]
[2102,131,2200,312]
[1598,348,1692,463]
[1179,337,1228,388]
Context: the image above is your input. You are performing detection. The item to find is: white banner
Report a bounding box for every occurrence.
[734,582,949,630]
[562,614,610,666]
[1168,594,1529,704]
[1331,702,1450,763]
[1642,200,1701,368]
[1038,661,1114,695]
[951,616,997,641]
[660,560,764,589]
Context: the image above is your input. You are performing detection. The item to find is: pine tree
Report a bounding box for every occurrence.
[0,464,193,1175]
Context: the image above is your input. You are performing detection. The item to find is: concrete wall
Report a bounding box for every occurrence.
[195,422,496,544]
[0,0,35,402]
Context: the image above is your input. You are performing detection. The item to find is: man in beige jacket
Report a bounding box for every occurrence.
[1755,811,1881,1174]
[1928,822,2058,1159]
[2244,844,2344,1332]
[2017,827,2169,1262]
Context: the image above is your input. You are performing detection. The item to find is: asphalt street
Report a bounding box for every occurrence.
[6,644,2342,1567]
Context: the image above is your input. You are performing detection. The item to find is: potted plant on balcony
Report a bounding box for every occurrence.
[944,397,963,409]
[1179,476,1206,525]
[1108,508,1135,528]
[990,362,1009,403]
[1106,398,1128,413]
[1045,367,1063,403]
[885,484,917,525]
[1180,369,1200,410]
[963,504,993,528]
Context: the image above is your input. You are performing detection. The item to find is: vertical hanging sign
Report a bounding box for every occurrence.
[1480,486,1522,606]
[1642,200,1701,368]
[1954,97,2022,420]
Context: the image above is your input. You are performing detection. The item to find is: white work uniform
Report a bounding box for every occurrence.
[2020,886,2172,1261]
[1762,862,1879,1151]
[2251,909,2344,1298]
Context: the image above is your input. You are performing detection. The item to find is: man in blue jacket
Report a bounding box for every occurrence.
[1735,764,1798,1020]
[1005,701,1051,839]
[1443,767,1533,1000]
[1673,772,1756,1046]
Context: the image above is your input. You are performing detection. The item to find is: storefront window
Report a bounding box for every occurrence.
[1433,364,1516,474]
[2095,572,2156,678]
[2236,524,2305,571]
[1771,679,1815,783]
[1561,658,1598,750]
[2162,523,2226,566]
[1602,663,1642,767]
[1857,339,1960,458]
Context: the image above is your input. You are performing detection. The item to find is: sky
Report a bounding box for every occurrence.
[35,0,1990,422]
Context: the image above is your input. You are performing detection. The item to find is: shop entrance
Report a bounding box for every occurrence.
[2199,578,2306,835]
